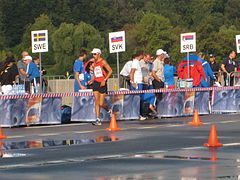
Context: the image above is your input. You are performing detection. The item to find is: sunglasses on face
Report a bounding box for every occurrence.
[92,53,97,55]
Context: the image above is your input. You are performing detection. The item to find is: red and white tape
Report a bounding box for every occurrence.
[0,86,239,100]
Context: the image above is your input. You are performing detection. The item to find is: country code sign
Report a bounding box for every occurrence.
[236,35,240,53]
[109,31,125,53]
[181,32,196,53]
[31,30,48,53]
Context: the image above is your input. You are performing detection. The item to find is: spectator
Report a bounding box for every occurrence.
[84,61,94,89]
[0,56,19,94]
[152,49,166,89]
[91,48,112,126]
[73,49,87,92]
[164,57,176,88]
[129,51,144,90]
[119,57,133,89]
[17,51,30,93]
[140,53,151,89]
[209,54,221,86]
[24,56,40,87]
[178,54,206,87]
[221,50,237,86]
[33,57,48,92]
[198,52,216,87]
[140,53,157,118]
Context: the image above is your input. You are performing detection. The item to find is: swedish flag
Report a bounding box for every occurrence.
[34,33,46,42]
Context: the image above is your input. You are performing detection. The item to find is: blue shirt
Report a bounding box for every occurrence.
[164,64,176,86]
[27,62,40,80]
[73,59,86,92]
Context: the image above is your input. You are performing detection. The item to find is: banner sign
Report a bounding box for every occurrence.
[31,30,48,53]
[109,31,126,53]
[0,97,61,127]
[181,32,196,53]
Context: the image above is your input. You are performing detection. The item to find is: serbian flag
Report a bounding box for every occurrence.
[111,36,123,43]
[183,35,194,41]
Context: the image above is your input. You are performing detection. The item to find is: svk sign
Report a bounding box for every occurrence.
[109,31,125,53]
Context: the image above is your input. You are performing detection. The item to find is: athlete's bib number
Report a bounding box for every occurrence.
[94,66,103,78]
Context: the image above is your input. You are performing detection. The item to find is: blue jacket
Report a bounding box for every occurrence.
[199,59,215,87]
[27,62,40,80]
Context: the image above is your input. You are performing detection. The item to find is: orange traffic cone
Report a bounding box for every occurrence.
[0,127,6,139]
[106,113,122,132]
[204,125,223,147]
[188,109,204,126]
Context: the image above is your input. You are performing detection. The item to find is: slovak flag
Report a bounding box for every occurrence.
[183,35,194,41]
[111,36,123,43]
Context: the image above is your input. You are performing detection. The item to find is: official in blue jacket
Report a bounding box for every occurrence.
[198,52,216,87]
[24,56,40,84]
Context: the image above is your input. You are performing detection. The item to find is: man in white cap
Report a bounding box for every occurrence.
[152,49,166,89]
[91,48,112,126]
[24,55,40,93]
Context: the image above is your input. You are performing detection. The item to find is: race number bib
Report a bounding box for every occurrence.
[94,66,103,78]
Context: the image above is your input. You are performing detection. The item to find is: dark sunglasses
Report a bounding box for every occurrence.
[92,53,98,55]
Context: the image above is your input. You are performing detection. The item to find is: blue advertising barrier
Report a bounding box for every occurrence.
[1,88,240,127]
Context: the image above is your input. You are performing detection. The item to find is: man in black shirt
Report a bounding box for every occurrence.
[209,54,221,86]
[0,56,19,94]
[221,50,237,86]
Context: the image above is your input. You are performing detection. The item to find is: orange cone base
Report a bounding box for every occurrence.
[106,127,122,132]
[203,143,223,147]
[188,122,204,126]
[0,136,6,139]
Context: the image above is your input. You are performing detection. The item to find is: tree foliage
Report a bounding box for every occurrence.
[0,0,240,74]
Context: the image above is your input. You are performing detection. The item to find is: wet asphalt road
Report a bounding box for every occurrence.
[0,114,240,180]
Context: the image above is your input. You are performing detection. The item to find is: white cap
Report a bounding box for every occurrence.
[23,56,32,61]
[156,49,166,56]
[91,48,101,54]
[165,53,170,58]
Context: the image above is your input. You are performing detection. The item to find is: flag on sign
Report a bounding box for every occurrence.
[111,36,123,43]
[238,39,240,44]
[34,33,46,42]
[183,35,194,41]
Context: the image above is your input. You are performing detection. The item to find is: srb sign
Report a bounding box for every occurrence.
[109,31,125,53]
[181,32,196,53]
[236,35,240,53]
[31,30,48,53]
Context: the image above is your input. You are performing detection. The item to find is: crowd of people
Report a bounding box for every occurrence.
[0,48,239,124]
[0,51,46,94]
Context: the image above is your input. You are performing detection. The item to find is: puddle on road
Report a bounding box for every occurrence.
[0,135,119,151]
[1,153,27,158]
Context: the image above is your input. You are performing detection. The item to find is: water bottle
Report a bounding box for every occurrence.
[165,82,168,89]
[31,83,35,94]
[12,84,16,95]
[36,83,40,94]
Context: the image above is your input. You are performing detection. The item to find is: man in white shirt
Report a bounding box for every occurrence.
[152,49,166,89]
[119,56,134,89]
[129,51,144,90]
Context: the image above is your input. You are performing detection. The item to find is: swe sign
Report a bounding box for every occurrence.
[31,30,48,53]
[109,31,125,53]
[180,32,196,53]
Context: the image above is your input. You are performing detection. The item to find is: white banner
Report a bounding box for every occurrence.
[236,35,240,53]
[31,30,48,53]
[180,32,196,53]
[109,31,125,53]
